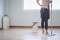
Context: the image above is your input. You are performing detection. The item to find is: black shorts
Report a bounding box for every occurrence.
[40,8,50,19]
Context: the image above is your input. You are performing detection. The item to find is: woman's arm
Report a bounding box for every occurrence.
[36,0,42,6]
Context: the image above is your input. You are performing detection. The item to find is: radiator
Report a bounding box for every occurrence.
[3,16,9,29]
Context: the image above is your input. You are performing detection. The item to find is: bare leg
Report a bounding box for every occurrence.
[42,28,44,33]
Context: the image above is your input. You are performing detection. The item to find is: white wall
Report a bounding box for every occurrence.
[9,0,60,26]
[4,0,10,15]
[0,0,4,28]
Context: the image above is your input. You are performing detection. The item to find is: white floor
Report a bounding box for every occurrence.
[0,28,60,40]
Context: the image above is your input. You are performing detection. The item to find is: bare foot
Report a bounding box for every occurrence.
[46,31,48,35]
[45,30,48,35]
[42,28,44,33]
[44,29,48,35]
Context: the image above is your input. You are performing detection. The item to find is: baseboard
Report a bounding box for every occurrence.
[10,26,32,28]
[10,26,60,28]
[0,28,3,30]
[0,26,60,30]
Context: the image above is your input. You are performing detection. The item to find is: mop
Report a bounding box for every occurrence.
[48,0,56,36]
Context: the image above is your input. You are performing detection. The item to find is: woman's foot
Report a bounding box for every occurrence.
[42,28,44,33]
[45,30,48,35]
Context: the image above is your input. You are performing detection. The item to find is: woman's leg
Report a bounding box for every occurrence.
[45,18,48,34]
[41,18,45,33]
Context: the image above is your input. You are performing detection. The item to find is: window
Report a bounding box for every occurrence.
[24,0,60,10]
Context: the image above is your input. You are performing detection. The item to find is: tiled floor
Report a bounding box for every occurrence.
[0,28,60,40]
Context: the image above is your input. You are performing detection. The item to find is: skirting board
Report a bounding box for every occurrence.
[0,26,60,30]
[10,26,60,28]
[0,28,3,30]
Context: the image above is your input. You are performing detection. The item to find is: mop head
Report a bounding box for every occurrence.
[48,32,56,36]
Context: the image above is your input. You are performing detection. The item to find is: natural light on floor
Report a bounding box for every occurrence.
[24,0,60,10]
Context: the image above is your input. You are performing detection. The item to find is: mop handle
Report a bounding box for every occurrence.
[50,0,53,32]
[50,0,52,26]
